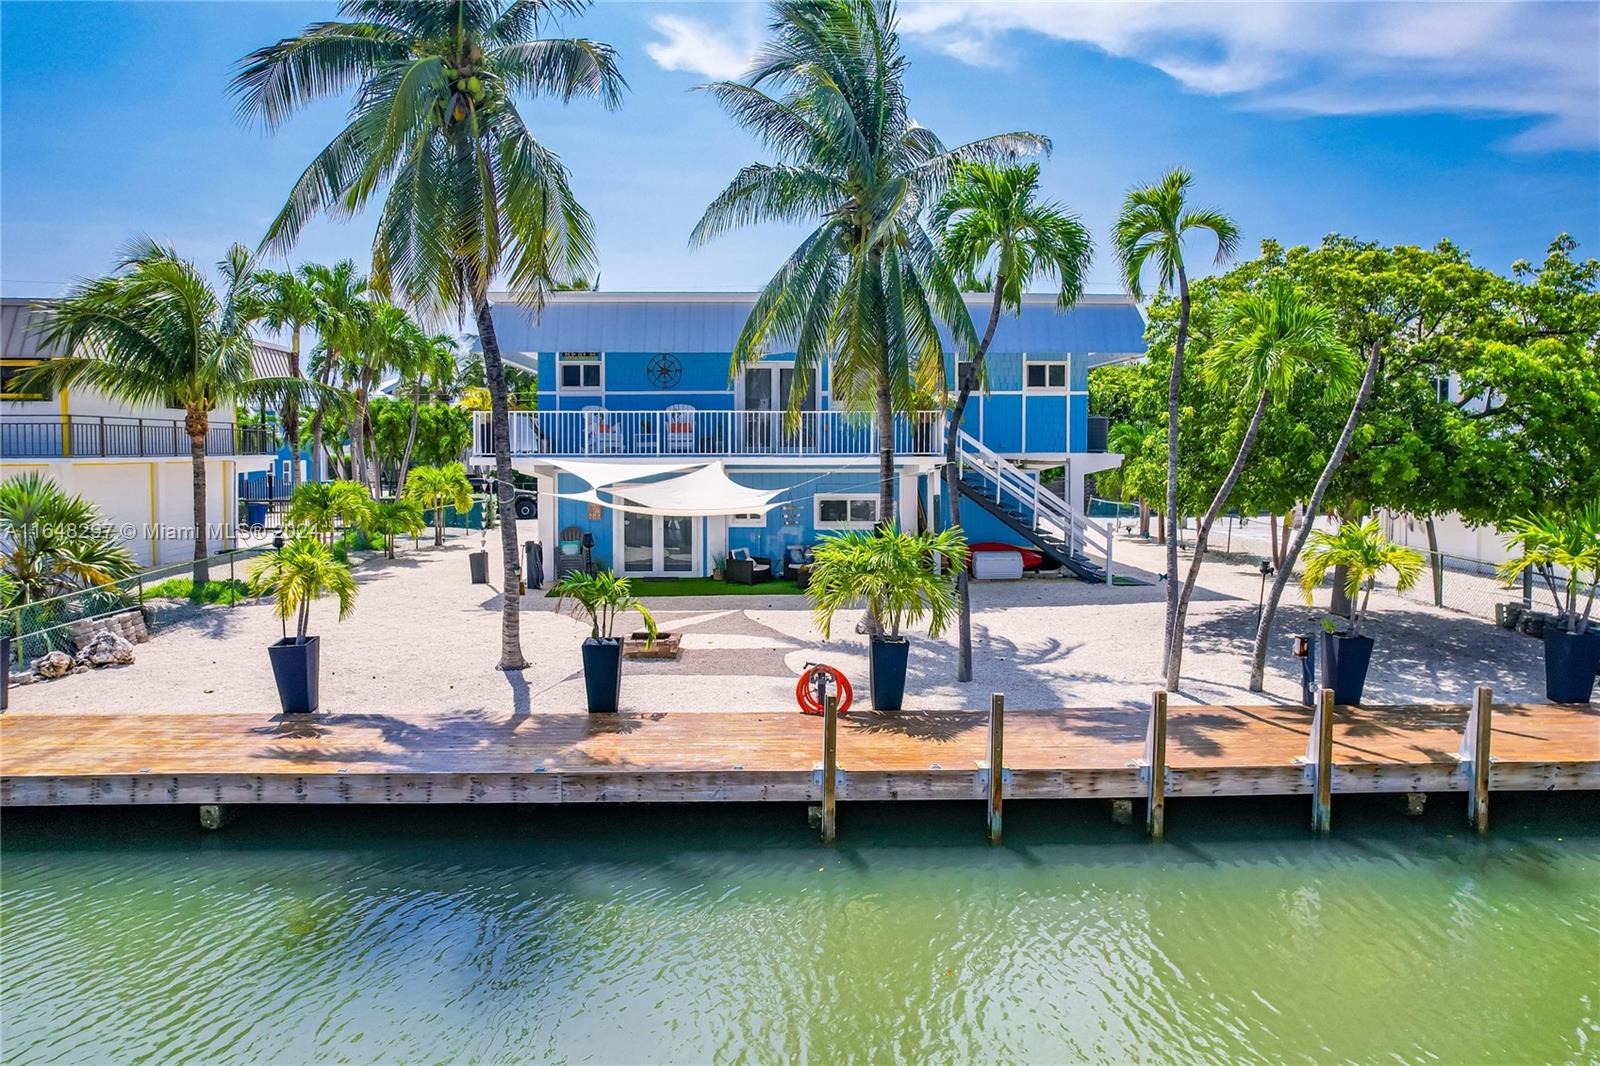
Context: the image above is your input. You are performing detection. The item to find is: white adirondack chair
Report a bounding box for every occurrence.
[665,404,697,452]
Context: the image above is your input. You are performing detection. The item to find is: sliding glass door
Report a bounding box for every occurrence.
[619,512,698,576]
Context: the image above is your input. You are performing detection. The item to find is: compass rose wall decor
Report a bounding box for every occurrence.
[646,353,682,389]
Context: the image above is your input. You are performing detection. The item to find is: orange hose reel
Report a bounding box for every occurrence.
[796,663,853,717]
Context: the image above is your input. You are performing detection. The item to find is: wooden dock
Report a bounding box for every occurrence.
[3,691,1595,837]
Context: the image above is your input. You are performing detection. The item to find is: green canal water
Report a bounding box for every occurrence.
[2,795,1597,1064]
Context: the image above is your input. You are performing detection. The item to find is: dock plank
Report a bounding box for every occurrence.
[2,702,1595,806]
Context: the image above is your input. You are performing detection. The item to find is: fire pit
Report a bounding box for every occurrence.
[623,630,680,660]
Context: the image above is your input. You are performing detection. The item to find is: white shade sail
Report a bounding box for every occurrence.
[548,461,784,517]
[542,457,705,491]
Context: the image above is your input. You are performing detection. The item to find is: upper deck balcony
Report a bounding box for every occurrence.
[473,409,945,460]
[1,417,276,460]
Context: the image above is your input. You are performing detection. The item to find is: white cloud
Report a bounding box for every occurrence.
[644,13,761,81]
[898,0,1599,152]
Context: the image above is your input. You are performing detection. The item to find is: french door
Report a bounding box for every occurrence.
[740,364,816,452]
[619,511,698,576]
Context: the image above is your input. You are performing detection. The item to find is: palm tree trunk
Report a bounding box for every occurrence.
[286,328,304,493]
[1425,516,1443,607]
[875,367,895,529]
[474,291,527,671]
[943,277,1006,683]
[1166,388,1270,690]
[1248,340,1383,691]
[397,381,423,497]
[186,408,211,586]
[1268,512,1279,566]
[1161,264,1191,676]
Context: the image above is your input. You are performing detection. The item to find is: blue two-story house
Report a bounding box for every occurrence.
[480,291,1145,584]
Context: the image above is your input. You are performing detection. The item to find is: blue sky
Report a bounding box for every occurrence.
[3,1,1597,302]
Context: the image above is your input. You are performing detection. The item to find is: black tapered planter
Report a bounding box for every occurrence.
[1319,631,1374,706]
[1,636,10,713]
[1543,628,1600,704]
[268,635,320,715]
[582,637,624,713]
[469,550,489,584]
[868,635,910,712]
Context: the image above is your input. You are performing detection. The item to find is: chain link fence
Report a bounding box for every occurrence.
[2,548,269,667]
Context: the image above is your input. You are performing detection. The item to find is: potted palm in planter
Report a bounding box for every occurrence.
[1299,518,1425,705]
[553,569,658,713]
[1498,504,1600,703]
[807,526,969,712]
[248,536,358,715]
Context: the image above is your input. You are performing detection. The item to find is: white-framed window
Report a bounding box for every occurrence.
[558,351,602,391]
[956,359,977,392]
[815,493,878,530]
[1025,360,1068,391]
[1431,374,1451,403]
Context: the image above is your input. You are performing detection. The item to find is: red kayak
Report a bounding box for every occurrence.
[968,542,1045,571]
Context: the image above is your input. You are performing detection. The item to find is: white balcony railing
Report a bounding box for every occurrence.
[473,409,946,459]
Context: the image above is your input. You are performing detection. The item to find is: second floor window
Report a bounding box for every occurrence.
[1025,360,1067,391]
[0,360,51,401]
[559,352,601,391]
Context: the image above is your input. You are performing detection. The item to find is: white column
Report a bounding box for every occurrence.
[897,469,918,532]
[1064,458,1084,515]
[536,470,557,582]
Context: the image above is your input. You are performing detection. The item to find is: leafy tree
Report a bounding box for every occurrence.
[931,161,1092,683]
[458,355,535,408]
[248,536,358,641]
[1298,518,1425,638]
[395,331,461,494]
[691,0,1043,526]
[1165,280,1356,689]
[1112,168,1239,676]
[235,0,625,672]
[30,240,305,584]
[404,463,475,547]
[0,473,137,606]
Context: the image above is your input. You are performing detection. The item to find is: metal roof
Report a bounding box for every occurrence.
[4,296,292,380]
[1,298,68,360]
[486,291,1146,362]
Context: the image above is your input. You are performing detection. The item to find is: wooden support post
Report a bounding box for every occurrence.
[1309,687,1335,835]
[1145,690,1168,840]
[198,804,231,830]
[819,693,838,845]
[1458,685,1493,835]
[984,693,1004,844]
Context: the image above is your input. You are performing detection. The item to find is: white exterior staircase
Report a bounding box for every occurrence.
[954,431,1116,584]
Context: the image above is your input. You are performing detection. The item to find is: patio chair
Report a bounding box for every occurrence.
[665,404,697,453]
[783,544,815,591]
[582,406,623,454]
[725,547,773,585]
[556,525,586,579]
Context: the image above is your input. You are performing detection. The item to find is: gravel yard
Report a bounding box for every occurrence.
[7,527,1548,716]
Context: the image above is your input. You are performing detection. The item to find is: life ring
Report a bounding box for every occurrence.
[796,664,854,717]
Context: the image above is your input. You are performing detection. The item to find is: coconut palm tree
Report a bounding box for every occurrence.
[931,161,1092,681]
[691,0,1045,527]
[30,240,305,585]
[234,0,625,671]
[1112,168,1239,676]
[1164,281,1356,689]
[249,268,318,491]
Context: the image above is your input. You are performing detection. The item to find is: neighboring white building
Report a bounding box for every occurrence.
[1,297,278,568]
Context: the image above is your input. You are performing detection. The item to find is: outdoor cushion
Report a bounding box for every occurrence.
[729,547,751,561]
[670,421,693,432]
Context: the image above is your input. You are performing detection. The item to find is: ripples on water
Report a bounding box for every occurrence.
[3,794,1597,1064]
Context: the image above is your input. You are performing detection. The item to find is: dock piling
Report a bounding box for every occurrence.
[1309,688,1335,835]
[984,693,1004,844]
[198,804,231,830]
[1459,685,1493,834]
[1145,690,1168,840]
[819,693,838,845]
